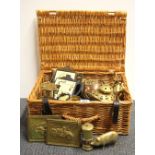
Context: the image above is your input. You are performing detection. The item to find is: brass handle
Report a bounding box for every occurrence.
[62,113,99,123]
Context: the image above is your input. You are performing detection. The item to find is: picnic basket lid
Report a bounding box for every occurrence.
[37,11,126,72]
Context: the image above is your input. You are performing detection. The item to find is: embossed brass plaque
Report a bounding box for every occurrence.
[46,119,81,147]
[27,115,61,142]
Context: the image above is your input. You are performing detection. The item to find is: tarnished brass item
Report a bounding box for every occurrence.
[46,119,81,147]
[101,94,115,102]
[27,115,61,142]
[81,123,94,151]
[91,131,118,146]
[69,96,81,101]
[99,84,113,94]
[113,82,125,94]
[41,81,58,91]
[58,94,70,101]
[82,78,101,86]
[41,81,59,98]
[88,91,115,103]
[81,78,101,99]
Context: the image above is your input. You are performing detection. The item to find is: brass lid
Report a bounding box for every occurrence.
[82,122,94,131]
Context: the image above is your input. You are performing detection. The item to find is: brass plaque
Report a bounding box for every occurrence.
[27,115,61,142]
[46,119,81,147]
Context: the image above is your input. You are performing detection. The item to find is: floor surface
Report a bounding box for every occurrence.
[20,99,135,155]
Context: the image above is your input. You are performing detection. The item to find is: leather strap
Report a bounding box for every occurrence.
[42,98,52,115]
[112,100,120,123]
[74,81,84,96]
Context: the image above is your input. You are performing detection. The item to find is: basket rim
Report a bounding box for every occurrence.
[37,10,127,14]
[27,70,132,104]
[27,97,132,105]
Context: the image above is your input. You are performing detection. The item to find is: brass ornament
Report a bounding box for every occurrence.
[69,95,81,101]
[91,131,118,146]
[41,81,59,98]
[81,78,101,99]
[49,127,74,140]
[41,81,58,91]
[99,84,113,94]
[58,94,70,101]
[101,94,115,102]
[88,91,115,103]
[46,119,81,147]
[113,82,125,94]
[82,78,102,86]
[27,115,61,142]
[81,123,94,151]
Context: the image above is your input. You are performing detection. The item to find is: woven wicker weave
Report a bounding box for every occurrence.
[27,11,132,135]
[37,11,126,72]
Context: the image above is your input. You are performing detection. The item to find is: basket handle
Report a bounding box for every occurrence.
[62,113,99,123]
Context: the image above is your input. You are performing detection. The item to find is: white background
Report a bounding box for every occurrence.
[1,0,155,155]
[20,0,134,98]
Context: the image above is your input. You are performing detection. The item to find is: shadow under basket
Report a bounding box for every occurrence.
[27,71,132,135]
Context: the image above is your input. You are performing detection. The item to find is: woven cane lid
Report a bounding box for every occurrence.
[37,11,126,72]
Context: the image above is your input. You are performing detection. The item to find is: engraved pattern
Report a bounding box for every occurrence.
[28,115,62,141]
[31,121,46,137]
[46,119,81,147]
[50,126,74,140]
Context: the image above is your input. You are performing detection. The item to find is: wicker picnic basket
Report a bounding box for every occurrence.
[27,11,132,135]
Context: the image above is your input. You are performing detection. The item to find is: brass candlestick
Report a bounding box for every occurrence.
[81,123,94,151]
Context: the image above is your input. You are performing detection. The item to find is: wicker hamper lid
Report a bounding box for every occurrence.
[37,11,126,72]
